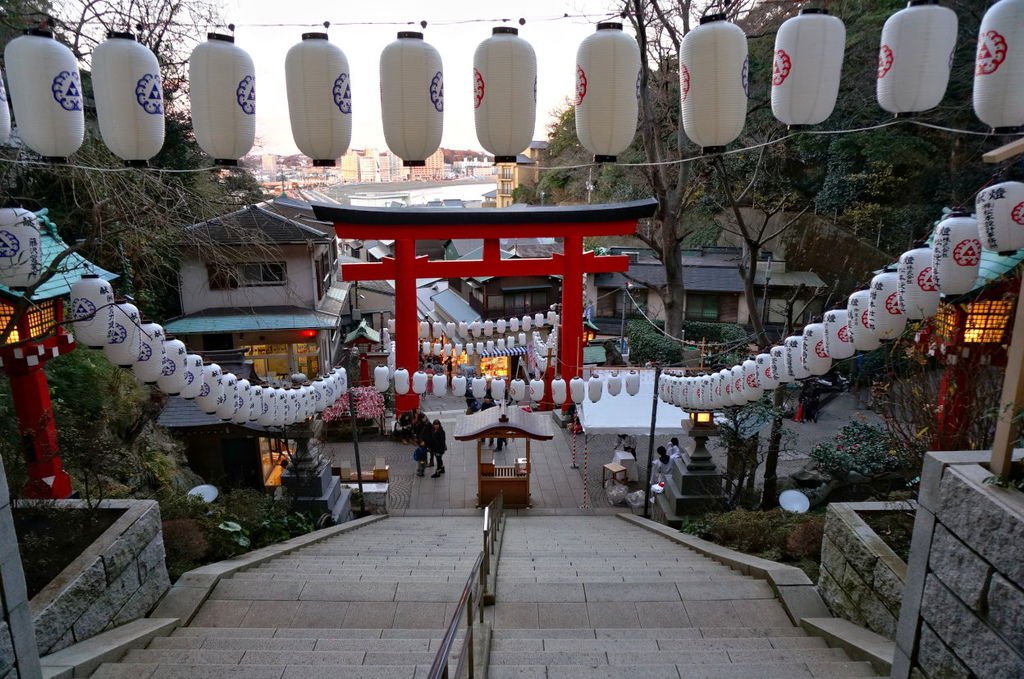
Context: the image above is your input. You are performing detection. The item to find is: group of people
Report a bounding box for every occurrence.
[397,408,448,478]
[652,437,684,484]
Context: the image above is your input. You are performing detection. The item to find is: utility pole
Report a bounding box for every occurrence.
[642,365,663,519]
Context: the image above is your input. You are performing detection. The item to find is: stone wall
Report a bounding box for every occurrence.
[893,451,1024,679]
[27,499,170,656]
[0,457,40,679]
[819,501,910,639]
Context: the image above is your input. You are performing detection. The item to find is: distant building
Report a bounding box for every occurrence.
[411,148,445,181]
[261,154,277,176]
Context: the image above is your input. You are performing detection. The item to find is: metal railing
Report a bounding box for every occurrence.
[426,494,504,679]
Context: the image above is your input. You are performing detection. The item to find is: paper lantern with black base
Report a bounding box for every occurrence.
[876,1,958,115]
[680,14,748,153]
[474,27,536,162]
[575,23,641,162]
[189,33,255,165]
[771,10,845,126]
[285,33,351,166]
[92,32,164,165]
[380,32,443,166]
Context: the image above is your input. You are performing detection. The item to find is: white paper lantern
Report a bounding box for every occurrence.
[551,378,567,405]
[466,342,475,356]
[430,321,442,338]
[574,22,640,162]
[547,311,559,327]
[196,364,223,414]
[496,338,506,352]
[472,376,488,399]
[394,368,410,394]
[0,69,9,144]
[530,378,545,401]
[588,376,603,402]
[606,373,622,396]
[442,344,451,358]
[680,14,748,152]
[418,321,429,338]
[847,290,882,351]
[216,373,238,421]
[823,310,856,360]
[285,33,351,166]
[446,375,462,398]
[876,2,957,114]
[869,271,907,341]
[771,10,845,126]
[771,345,792,384]
[68,274,115,348]
[495,319,506,335]
[518,332,527,346]
[476,341,486,355]
[412,371,429,394]
[510,378,527,401]
[156,338,187,395]
[534,313,545,328]
[470,320,481,337]
[802,324,832,376]
[933,214,982,296]
[132,322,165,384]
[742,359,764,399]
[180,354,204,400]
[189,33,255,164]
[374,365,390,392]
[380,32,443,165]
[486,377,502,402]
[92,32,164,164]
[432,342,442,356]
[785,335,811,380]
[311,379,326,413]
[569,376,586,403]
[454,342,463,356]
[898,248,940,319]
[718,369,734,405]
[973,0,1024,132]
[756,353,779,390]
[521,315,532,331]
[474,27,536,161]
[432,374,447,396]
[104,302,142,367]
[421,341,431,356]
[730,365,749,405]
[4,29,84,160]
[0,208,43,289]
[624,371,641,396]
[509,317,520,332]
[258,388,276,426]
[483,321,494,336]
[701,375,715,409]
[976,181,1024,253]
[233,380,251,424]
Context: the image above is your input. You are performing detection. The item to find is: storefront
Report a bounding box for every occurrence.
[476,345,528,379]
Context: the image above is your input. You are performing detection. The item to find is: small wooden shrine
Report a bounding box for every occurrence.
[453,407,553,508]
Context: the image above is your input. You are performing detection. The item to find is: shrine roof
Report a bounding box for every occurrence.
[453,407,554,441]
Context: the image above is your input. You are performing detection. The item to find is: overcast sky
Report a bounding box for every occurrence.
[224,0,621,155]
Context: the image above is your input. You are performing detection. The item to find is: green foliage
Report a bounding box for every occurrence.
[810,421,912,477]
[626,319,747,366]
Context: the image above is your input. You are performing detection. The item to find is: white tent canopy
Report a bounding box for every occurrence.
[579,369,688,436]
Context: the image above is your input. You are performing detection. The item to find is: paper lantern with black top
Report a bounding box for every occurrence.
[0,208,43,289]
[285,33,351,166]
[4,29,84,160]
[869,271,907,340]
[69,274,115,348]
[575,23,641,162]
[156,338,187,395]
[772,10,845,126]
[847,290,882,351]
[189,33,255,164]
[680,14,748,152]
[132,322,166,384]
[933,214,982,295]
[976,181,1024,253]
[973,0,1024,132]
[898,248,940,319]
[802,323,832,375]
[474,27,536,162]
[103,302,143,367]
[92,32,164,165]
[180,354,204,400]
[196,364,223,414]
[380,32,443,166]
[823,309,856,360]
[876,1,957,114]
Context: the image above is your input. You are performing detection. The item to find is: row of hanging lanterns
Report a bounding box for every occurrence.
[61,273,348,427]
[664,195,1019,411]
[2,0,1019,166]
[401,311,560,339]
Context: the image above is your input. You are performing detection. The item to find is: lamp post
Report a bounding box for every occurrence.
[642,365,662,518]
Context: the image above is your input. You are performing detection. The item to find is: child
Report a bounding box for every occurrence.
[413,440,428,477]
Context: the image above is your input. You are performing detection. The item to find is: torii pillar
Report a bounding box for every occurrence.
[312,199,658,412]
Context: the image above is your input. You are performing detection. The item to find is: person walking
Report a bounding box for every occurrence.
[413,439,428,477]
[414,412,434,466]
[428,419,447,478]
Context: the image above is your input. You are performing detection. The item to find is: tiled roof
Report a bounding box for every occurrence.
[0,210,118,302]
[189,203,331,245]
[754,270,826,288]
[344,319,380,345]
[164,305,339,334]
[262,195,334,236]
[158,395,273,433]
[596,264,745,293]
[431,288,481,324]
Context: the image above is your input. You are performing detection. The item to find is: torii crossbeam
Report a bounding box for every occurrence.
[312,198,658,411]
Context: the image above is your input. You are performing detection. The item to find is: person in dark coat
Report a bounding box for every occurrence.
[414,412,433,465]
[428,419,448,478]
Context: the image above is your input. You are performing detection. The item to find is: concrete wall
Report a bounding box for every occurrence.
[819,502,909,639]
[28,500,170,656]
[0,457,41,679]
[893,451,1024,679]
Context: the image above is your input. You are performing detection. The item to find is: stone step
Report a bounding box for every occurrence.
[488,662,879,679]
[490,636,828,652]
[119,647,442,666]
[490,627,811,639]
[230,572,466,583]
[149,636,449,652]
[92,662,429,678]
[487,647,856,666]
[495,574,750,584]
[493,580,773,602]
[207,579,466,602]
[172,627,460,640]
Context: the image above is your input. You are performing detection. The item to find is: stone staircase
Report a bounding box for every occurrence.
[84,514,880,679]
[487,515,880,678]
[89,516,483,678]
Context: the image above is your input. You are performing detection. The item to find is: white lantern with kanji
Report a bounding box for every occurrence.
[0,208,43,289]
[196,364,223,414]
[847,290,882,351]
[574,22,640,162]
[374,365,390,392]
[69,274,115,347]
[380,32,443,166]
[933,214,982,295]
[472,376,488,399]
[156,338,187,395]
[743,359,764,399]
[680,15,748,152]
[432,374,447,396]
[510,378,527,402]
[607,373,622,396]
[92,32,164,164]
[756,353,779,390]
[189,33,255,164]
[474,27,536,162]
[551,378,567,405]
[132,322,166,384]
[625,371,641,396]
[4,29,84,160]
[824,309,856,360]
[285,33,351,166]
[785,335,811,380]
[976,181,1024,253]
[771,345,792,384]
[180,354,204,400]
[973,0,1024,132]
[771,10,846,126]
[216,374,238,421]
[232,379,251,424]
[570,376,586,403]
[104,302,143,367]
[730,365,749,405]
[869,271,906,340]
[898,247,940,319]
[876,2,958,114]
[802,323,832,375]
[530,378,545,401]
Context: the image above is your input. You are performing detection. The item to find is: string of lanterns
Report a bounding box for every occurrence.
[0,0,1020,167]
[660,194,1024,411]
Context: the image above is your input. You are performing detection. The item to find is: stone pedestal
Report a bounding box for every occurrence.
[656,436,724,527]
[281,461,353,524]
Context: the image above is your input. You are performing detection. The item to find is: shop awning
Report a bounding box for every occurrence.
[478,345,528,358]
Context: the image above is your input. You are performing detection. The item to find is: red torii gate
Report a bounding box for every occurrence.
[311,198,657,411]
